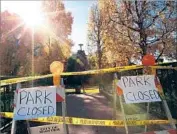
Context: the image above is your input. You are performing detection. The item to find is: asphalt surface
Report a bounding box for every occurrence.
[57,93,125,134]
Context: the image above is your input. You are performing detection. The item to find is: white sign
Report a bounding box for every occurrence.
[14,86,56,120]
[30,124,63,134]
[117,75,161,103]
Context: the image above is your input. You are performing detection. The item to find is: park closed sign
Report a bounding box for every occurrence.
[14,86,56,120]
[117,75,161,104]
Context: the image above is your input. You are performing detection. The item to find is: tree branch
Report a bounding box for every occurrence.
[156,40,166,61]
[135,0,140,19]
[145,4,168,29]
[110,15,139,32]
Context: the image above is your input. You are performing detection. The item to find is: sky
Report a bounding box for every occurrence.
[64,1,95,53]
[1,0,95,53]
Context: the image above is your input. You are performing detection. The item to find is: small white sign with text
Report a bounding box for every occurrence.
[117,75,161,103]
[14,86,56,120]
[30,124,63,134]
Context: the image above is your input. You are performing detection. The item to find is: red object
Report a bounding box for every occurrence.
[56,87,65,102]
[142,54,155,66]
[117,86,123,96]
[56,93,64,102]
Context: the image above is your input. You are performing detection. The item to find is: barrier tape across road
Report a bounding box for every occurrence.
[0,65,142,86]
[0,112,176,127]
[1,65,177,87]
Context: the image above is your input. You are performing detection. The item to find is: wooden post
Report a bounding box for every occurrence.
[147,67,176,130]
[61,78,68,134]
[50,61,68,134]
[115,73,129,134]
[113,73,117,119]
[119,96,129,134]
[143,66,152,132]
[162,100,176,129]
[26,120,31,134]
[152,67,176,129]
[11,83,21,134]
[144,103,150,132]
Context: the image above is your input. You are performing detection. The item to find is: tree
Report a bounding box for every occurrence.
[87,4,105,69]
[108,0,176,60]
[65,49,90,92]
[0,11,31,76]
[34,0,73,74]
[88,0,176,68]
[88,1,138,68]
[0,1,73,76]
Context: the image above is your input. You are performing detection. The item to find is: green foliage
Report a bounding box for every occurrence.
[65,50,90,88]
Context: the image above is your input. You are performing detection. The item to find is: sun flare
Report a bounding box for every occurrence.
[21,10,44,27]
[2,1,44,27]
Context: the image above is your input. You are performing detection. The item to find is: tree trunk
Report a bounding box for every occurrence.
[139,28,147,56]
[97,41,102,69]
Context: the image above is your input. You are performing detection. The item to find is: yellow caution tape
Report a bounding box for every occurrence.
[1,64,176,86]
[150,66,177,70]
[0,74,53,87]
[0,112,176,127]
[66,89,99,94]
[0,65,143,86]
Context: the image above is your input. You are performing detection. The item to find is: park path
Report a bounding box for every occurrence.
[1,92,172,134]
[56,93,125,134]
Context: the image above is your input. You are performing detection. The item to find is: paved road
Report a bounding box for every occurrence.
[1,92,171,134]
[56,93,125,134]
